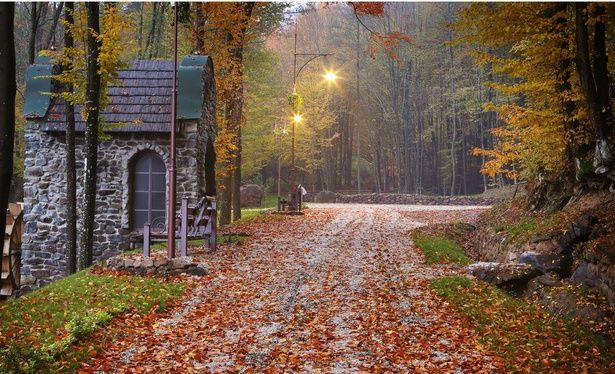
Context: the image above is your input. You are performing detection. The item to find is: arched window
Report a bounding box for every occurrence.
[131,152,166,231]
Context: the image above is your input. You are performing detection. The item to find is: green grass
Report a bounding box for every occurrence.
[412,233,471,265]
[0,270,185,373]
[232,194,279,224]
[430,276,614,372]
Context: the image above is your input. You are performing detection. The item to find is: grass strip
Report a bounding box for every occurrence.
[0,270,184,373]
[412,233,471,265]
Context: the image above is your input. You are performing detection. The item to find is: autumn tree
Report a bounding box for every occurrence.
[195,3,284,223]
[456,2,614,202]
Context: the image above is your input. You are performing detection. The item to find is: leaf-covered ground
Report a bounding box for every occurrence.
[79,204,612,373]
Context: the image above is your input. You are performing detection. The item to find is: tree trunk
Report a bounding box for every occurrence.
[229,2,254,221]
[194,3,205,53]
[219,176,232,225]
[356,19,361,193]
[44,2,64,50]
[137,3,144,57]
[63,2,77,275]
[0,3,15,232]
[448,28,457,196]
[28,3,38,64]
[575,2,613,170]
[79,2,101,270]
[144,3,158,59]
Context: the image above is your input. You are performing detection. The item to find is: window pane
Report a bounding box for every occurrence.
[135,154,151,172]
[151,192,165,210]
[135,173,149,191]
[133,211,148,230]
[151,174,166,192]
[151,157,166,172]
[134,191,148,209]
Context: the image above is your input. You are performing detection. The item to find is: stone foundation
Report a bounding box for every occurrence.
[106,255,208,277]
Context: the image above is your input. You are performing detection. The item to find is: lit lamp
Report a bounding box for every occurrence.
[323,71,338,82]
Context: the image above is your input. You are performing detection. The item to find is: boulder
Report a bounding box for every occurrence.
[468,262,541,287]
[518,251,573,277]
[240,184,263,207]
[314,190,337,203]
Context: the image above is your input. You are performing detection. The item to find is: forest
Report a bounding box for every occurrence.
[5,2,615,221]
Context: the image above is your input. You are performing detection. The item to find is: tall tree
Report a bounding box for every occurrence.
[230,2,255,222]
[63,2,77,275]
[78,2,101,270]
[0,3,16,230]
[575,2,613,173]
[44,2,64,50]
[28,3,41,64]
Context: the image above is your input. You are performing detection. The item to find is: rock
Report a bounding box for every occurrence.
[314,190,337,203]
[468,262,541,287]
[570,261,590,285]
[536,274,561,287]
[518,251,573,277]
[20,274,36,285]
[153,258,168,267]
[186,265,207,276]
[240,184,263,207]
[538,286,608,323]
[169,256,193,270]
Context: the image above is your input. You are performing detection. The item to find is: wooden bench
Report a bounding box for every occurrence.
[140,196,217,257]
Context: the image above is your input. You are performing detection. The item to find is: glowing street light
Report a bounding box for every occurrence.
[323,71,338,82]
[293,113,303,123]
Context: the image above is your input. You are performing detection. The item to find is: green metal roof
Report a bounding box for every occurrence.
[178,55,213,120]
[23,62,52,119]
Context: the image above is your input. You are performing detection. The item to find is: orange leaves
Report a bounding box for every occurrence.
[351,3,414,61]
[352,2,385,17]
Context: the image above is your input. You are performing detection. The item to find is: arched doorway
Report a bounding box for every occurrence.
[131,152,166,231]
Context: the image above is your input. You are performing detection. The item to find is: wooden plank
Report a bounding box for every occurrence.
[180,198,188,256]
[143,224,150,257]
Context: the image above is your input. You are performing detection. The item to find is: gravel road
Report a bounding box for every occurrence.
[89,205,499,373]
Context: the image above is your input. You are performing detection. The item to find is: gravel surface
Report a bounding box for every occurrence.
[87,205,498,373]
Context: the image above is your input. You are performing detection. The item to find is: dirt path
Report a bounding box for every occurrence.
[88,205,501,373]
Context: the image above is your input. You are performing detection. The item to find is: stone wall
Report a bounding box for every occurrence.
[20,121,207,291]
[313,192,497,206]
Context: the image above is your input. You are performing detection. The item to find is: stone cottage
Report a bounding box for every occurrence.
[20,55,216,290]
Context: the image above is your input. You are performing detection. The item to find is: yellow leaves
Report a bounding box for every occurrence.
[456,2,594,181]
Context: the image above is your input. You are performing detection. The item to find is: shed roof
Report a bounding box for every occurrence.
[25,56,213,133]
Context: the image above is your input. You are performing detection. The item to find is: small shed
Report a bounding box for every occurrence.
[20,55,216,291]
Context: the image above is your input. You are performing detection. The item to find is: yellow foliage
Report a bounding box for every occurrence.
[456,3,593,180]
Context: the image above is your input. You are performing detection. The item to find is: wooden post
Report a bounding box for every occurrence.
[143,223,150,257]
[180,197,187,256]
[210,198,217,251]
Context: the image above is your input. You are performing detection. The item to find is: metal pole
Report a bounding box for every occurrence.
[289,23,298,210]
[167,3,178,259]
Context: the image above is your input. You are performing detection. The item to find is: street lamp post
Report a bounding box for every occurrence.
[288,25,334,212]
